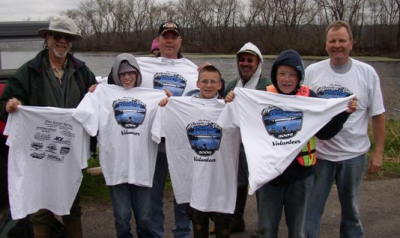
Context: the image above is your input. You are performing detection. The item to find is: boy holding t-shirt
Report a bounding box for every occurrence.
[154,65,240,238]
[74,53,166,238]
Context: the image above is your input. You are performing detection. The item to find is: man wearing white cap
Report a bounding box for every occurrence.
[224,42,271,233]
[1,16,96,238]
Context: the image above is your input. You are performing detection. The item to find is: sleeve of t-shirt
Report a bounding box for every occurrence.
[217,101,239,129]
[73,92,100,137]
[80,131,91,169]
[303,66,313,87]
[3,110,16,146]
[368,69,385,117]
[151,106,165,144]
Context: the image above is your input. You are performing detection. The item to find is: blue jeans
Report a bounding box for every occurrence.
[256,174,313,238]
[109,183,153,238]
[305,155,367,238]
[149,151,192,238]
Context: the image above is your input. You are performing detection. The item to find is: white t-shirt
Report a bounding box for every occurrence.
[5,106,90,219]
[152,97,240,213]
[218,88,354,194]
[304,58,385,161]
[137,56,199,96]
[73,84,166,186]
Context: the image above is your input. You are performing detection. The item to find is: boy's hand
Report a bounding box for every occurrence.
[224,91,235,103]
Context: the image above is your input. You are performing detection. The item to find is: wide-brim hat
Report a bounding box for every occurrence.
[38,16,82,40]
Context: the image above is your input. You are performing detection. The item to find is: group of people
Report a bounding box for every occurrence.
[0,14,385,238]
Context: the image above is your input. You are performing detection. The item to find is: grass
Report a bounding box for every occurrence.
[80,158,110,202]
[366,119,400,180]
[80,156,173,201]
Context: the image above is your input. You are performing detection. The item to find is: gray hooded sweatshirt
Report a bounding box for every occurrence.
[111,53,142,87]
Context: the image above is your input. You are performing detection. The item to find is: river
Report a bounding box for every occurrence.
[1,51,399,119]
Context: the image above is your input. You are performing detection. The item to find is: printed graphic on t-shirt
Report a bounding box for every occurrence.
[153,72,187,96]
[30,120,73,162]
[113,98,146,129]
[261,106,303,139]
[316,84,353,98]
[186,120,222,157]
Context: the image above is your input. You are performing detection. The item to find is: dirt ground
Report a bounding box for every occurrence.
[82,178,400,238]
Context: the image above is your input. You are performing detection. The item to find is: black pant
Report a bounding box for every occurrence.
[190,207,232,238]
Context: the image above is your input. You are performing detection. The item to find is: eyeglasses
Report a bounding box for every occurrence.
[238,57,255,63]
[49,32,74,42]
[198,79,220,85]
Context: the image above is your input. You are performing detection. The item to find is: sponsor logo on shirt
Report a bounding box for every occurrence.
[34,131,52,141]
[30,121,74,162]
[261,106,303,140]
[30,152,45,159]
[31,142,43,150]
[186,120,222,158]
[113,98,146,129]
[46,143,58,153]
[47,154,62,162]
[316,84,352,98]
[153,72,187,96]
[60,147,70,155]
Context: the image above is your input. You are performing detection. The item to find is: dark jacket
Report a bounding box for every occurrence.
[224,77,271,93]
[0,49,96,121]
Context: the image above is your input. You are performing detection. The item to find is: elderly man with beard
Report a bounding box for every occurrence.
[2,16,96,238]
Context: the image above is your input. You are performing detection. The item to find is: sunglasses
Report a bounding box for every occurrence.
[49,32,74,42]
[238,57,256,63]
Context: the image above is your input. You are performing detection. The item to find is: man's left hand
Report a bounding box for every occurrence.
[368,150,383,174]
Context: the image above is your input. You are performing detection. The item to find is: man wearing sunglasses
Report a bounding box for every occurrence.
[223,42,271,233]
[1,16,96,238]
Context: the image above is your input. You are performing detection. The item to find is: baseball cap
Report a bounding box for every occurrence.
[158,21,180,36]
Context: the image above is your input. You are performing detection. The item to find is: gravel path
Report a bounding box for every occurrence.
[82,178,400,238]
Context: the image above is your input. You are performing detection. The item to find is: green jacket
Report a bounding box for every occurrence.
[224,77,271,93]
[1,49,96,120]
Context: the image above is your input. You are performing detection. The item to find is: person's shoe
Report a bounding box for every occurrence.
[33,223,52,238]
[63,217,83,238]
[250,233,259,238]
[230,217,245,233]
[209,224,216,234]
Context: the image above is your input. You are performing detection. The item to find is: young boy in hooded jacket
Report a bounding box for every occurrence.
[74,53,166,238]
[255,49,357,238]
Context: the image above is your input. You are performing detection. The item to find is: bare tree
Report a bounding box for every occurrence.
[63,0,399,55]
[313,0,365,24]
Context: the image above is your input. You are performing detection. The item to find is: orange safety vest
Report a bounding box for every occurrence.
[266,85,317,167]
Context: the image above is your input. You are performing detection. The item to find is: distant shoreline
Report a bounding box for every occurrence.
[73,52,400,62]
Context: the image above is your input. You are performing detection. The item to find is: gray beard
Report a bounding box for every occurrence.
[52,47,69,58]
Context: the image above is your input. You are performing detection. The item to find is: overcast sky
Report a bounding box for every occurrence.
[0,0,82,22]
